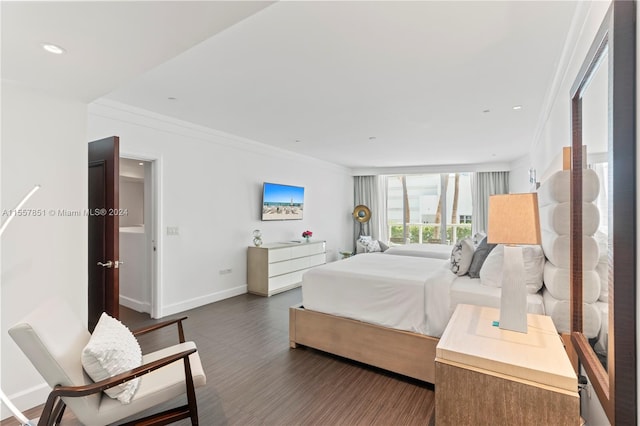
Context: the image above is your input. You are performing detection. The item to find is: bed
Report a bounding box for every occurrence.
[383,243,453,259]
[289,252,544,383]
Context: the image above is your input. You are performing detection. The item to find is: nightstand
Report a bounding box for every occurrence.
[435,304,579,425]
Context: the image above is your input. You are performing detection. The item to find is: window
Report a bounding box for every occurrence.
[386,173,472,245]
[459,215,472,224]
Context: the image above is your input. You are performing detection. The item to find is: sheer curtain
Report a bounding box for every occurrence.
[472,171,509,235]
[353,176,387,244]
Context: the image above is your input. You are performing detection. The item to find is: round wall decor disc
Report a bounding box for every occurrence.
[352,205,371,223]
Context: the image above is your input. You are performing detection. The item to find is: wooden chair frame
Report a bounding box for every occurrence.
[38,317,199,426]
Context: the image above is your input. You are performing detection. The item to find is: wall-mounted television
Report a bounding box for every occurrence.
[262,182,304,221]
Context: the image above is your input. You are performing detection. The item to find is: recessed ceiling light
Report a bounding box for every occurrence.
[138,162,144,166]
[294,139,302,143]
[512,105,523,110]
[168,97,177,101]
[483,109,490,113]
[41,43,66,55]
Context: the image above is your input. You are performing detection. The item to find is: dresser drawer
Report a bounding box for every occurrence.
[269,253,326,277]
[268,242,326,263]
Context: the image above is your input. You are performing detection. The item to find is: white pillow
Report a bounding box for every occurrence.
[366,239,382,253]
[357,235,372,245]
[81,313,142,404]
[513,244,545,293]
[449,238,475,276]
[479,245,503,287]
[479,244,545,293]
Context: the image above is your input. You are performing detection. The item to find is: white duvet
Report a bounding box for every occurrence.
[383,243,453,260]
[302,253,457,337]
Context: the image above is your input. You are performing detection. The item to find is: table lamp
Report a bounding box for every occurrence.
[487,193,541,333]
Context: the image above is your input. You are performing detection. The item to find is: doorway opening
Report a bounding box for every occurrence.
[119,157,158,318]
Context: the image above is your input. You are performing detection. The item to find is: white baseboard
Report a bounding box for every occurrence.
[119,295,151,313]
[161,285,247,317]
[1,382,49,421]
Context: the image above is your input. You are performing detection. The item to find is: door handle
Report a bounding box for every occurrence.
[97,261,113,268]
[115,260,124,269]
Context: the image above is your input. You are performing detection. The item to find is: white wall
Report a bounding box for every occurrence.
[0,90,353,419]
[1,82,88,418]
[88,99,354,318]
[119,178,144,226]
[527,1,611,180]
[513,1,614,424]
[119,228,149,312]
[508,154,533,194]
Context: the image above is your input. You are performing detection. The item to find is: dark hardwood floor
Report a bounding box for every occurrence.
[3,288,435,425]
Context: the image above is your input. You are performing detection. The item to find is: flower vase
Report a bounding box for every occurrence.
[304,236,310,243]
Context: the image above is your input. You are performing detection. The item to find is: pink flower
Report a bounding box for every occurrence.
[302,230,313,238]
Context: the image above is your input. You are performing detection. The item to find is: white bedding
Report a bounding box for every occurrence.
[302,254,456,336]
[450,275,545,318]
[384,243,453,260]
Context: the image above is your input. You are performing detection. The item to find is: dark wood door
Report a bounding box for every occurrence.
[88,136,120,332]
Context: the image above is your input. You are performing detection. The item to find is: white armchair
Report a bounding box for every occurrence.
[8,299,206,425]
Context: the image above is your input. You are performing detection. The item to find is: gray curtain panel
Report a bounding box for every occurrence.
[353,176,387,247]
[472,171,509,235]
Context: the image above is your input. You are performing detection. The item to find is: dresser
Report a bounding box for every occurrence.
[435,304,579,425]
[247,241,326,297]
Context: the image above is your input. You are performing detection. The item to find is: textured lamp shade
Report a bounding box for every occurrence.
[487,193,541,245]
[487,193,541,333]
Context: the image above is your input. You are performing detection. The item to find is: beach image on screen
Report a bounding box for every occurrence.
[262,183,304,220]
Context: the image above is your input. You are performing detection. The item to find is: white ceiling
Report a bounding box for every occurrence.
[1,1,273,101]
[3,1,579,170]
[120,158,147,181]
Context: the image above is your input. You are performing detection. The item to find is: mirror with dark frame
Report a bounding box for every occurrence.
[579,34,608,371]
[570,1,635,424]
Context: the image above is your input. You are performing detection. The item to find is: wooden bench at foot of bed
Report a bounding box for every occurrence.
[289,304,438,383]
